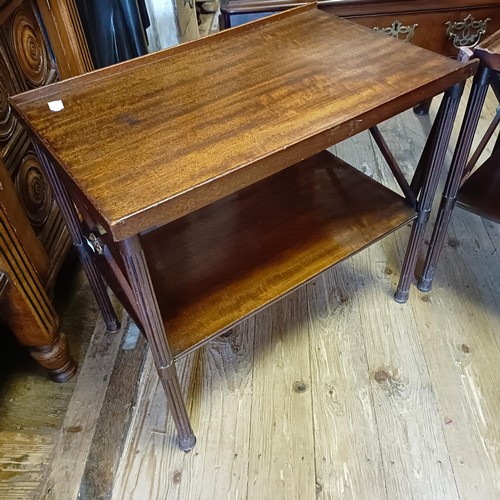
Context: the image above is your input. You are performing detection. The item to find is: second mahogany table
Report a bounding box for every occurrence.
[418,30,500,292]
[10,5,476,450]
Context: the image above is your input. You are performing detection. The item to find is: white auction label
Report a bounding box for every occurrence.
[48,100,64,112]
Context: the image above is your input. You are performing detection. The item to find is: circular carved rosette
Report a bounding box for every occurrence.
[0,53,18,145]
[15,152,52,231]
[11,7,51,88]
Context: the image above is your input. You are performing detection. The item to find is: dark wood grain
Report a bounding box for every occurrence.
[10,6,476,241]
[0,0,73,290]
[9,4,478,450]
[0,0,84,381]
[136,151,415,358]
[0,157,49,281]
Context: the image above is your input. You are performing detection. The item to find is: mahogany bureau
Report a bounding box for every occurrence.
[221,0,500,57]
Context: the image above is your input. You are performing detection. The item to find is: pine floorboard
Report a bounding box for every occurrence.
[0,257,99,500]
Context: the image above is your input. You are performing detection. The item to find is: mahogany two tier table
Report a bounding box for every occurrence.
[10,5,476,450]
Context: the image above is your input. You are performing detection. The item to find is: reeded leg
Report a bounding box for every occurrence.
[395,82,465,302]
[73,242,120,332]
[33,143,120,332]
[409,101,446,197]
[418,65,492,292]
[119,235,196,451]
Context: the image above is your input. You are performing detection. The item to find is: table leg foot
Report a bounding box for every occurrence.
[159,364,197,451]
[29,332,77,382]
[417,277,433,292]
[394,288,410,304]
[179,434,197,452]
[105,319,121,334]
[395,217,425,304]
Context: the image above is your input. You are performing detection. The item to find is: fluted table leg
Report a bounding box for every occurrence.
[418,65,492,292]
[119,235,196,451]
[395,82,465,303]
[33,143,120,333]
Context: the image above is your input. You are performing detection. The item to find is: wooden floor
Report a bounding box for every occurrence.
[0,256,100,500]
[1,88,499,499]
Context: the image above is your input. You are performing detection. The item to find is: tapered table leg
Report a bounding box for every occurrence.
[395,82,465,303]
[33,144,120,333]
[418,65,492,292]
[119,235,196,451]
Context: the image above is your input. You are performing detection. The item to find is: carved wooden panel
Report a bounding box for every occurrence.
[0,0,91,376]
[9,5,54,86]
[0,43,22,151]
[0,0,69,286]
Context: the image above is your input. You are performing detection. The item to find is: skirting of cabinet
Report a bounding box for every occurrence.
[338,7,500,57]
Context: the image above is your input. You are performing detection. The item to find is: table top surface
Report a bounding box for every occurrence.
[11,5,476,241]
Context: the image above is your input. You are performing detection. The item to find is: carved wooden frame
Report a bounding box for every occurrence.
[35,0,93,78]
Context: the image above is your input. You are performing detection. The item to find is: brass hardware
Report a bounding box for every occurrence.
[88,233,104,255]
[374,20,418,43]
[446,15,491,49]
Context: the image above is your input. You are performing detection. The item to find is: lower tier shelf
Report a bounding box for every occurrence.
[140,150,415,358]
[457,147,500,224]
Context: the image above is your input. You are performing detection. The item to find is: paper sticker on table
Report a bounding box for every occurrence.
[48,100,64,112]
